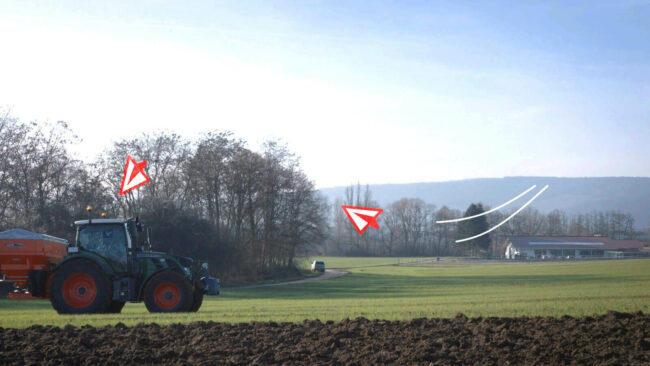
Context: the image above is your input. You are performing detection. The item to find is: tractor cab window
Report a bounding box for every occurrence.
[76,224,128,272]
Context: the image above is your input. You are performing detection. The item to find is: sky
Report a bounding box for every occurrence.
[1,0,649,188]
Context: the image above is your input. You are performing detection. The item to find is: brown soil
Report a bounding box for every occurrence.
[1,311,649,365]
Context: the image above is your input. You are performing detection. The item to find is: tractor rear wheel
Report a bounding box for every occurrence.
[189,288,204,312]
[50,260,112,314]
[0,281,14,298]
[144,271,193,313]
[108,301,125,313]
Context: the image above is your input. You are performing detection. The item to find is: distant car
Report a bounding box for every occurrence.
[311,260,325,272]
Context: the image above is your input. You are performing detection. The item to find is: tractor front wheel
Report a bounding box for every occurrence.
[50,260,112,314]
[189,287,204,312]
[144,272,193,313]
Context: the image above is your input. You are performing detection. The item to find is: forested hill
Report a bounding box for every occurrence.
[319,177,650,228]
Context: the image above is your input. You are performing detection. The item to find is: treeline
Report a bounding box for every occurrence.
[2,109,645,268]
[324,184,646,257]
[0,110,327,279]
[327,184,465,257]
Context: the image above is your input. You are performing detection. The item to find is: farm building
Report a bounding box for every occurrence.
[504,236,647,259]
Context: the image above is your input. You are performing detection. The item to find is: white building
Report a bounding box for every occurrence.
[505,236,646,259]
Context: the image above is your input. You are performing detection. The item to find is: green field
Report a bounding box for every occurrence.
[1,259,649,328]
[299,256,437,269]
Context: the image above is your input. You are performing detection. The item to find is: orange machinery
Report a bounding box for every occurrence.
[0,228,68,298]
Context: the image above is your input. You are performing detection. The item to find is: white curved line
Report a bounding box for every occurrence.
[455,185,549,243]
[436,185,537,224]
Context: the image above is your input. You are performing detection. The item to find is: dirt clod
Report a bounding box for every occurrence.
[1,312,649,365]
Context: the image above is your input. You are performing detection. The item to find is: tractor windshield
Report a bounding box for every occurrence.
[76,224,128,272]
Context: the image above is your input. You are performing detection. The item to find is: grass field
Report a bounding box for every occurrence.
[1,259,649,328]
[298,256,437,269]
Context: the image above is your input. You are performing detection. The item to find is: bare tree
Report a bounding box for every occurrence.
[0,109,29,228]
[545,209,568,235]
[186,132,241,235]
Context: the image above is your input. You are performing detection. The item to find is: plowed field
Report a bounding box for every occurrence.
[1,311,648,365]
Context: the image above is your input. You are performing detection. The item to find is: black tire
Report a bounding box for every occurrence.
[0,281,14,298]
[143,271,193,313]
[189,288,204,312]
[49,260,112,314]
[108,301,125,313]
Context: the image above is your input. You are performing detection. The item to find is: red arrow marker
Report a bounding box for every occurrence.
[341,205,383,234]
[119,155,150,196]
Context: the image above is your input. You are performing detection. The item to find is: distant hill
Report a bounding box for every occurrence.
[319,177,650,229]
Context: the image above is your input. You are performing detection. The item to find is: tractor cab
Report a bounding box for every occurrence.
[73,218,132,272]
[72,217,152,271]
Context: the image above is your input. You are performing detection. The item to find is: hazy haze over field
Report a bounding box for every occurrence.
[320,176,650,228]
[1,1,649,187]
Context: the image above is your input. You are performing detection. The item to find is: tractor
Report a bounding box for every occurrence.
[2,208,220,314]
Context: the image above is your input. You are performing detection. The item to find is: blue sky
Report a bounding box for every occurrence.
[1,1,649,187]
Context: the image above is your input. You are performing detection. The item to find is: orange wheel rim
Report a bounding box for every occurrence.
[62,274,97,308]
[154,282,181,310]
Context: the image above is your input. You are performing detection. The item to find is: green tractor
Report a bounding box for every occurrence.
[44,214,219,314]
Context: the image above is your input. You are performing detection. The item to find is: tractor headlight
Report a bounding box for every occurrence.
[183,267,190,276]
